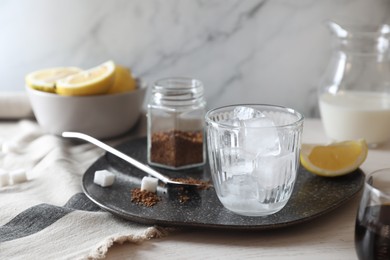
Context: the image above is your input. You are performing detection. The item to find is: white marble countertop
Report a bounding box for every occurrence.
[104,118,390,259]
[3,1,390,118]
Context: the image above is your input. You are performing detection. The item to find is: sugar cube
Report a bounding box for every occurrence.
[2,141,21,154]
[94,170,115,187]
[10,169,27,184]
[0,169,9,187]
[141,176,158,193]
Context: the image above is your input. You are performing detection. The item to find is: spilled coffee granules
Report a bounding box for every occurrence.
[130,178,211,206]
[178,190,191,204]
[150,130,203,168]
[131,188,160,207]
[171,177,211,190]
[169,178,211,204]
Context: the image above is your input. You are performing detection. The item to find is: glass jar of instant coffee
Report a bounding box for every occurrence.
[147,77,206,170]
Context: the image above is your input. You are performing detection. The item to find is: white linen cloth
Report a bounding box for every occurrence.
[0,120,167,259]
[0,92,33,119]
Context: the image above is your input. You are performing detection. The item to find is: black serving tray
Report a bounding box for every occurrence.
[82,137,364,230]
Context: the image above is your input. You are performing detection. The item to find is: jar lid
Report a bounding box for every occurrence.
[152,77,204,106]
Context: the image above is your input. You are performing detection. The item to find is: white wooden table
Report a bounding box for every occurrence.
[105,119,390,259]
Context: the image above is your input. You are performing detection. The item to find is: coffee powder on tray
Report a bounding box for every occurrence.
[150,130,203,168]
[130,178,211,206]
[131,188,161,207]
[171,177,211,190]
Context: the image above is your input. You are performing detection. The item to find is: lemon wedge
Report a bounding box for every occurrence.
[56,60,115,96]
[107,65,137,94]
[26,67,82,93]
[300,139,368,177]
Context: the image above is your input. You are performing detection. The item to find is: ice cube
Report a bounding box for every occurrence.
[220,174,258,199]
[220,148,255,180]
[253,152,296,189]
[234,107,281,156]
[233,106,264,120]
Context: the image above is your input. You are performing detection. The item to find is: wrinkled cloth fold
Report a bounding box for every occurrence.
[0,120,165,259]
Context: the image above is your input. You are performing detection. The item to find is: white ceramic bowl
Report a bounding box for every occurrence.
[26,85,147,139]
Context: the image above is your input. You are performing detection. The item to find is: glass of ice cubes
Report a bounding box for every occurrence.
[205,104,304,216]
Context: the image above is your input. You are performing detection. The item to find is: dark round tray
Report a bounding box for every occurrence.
[82,137,364,230]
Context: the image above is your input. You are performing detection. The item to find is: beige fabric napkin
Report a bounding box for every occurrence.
[0,92,33,119]
[0,120,166,259]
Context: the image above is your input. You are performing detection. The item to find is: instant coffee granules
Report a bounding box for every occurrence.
[147,77,206,170]
[130,177,211,207]
[171,177,211,190]
[150,130,203,168]
[131,188,160,207]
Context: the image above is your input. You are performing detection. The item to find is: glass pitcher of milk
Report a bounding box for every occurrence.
[319,21,390,147]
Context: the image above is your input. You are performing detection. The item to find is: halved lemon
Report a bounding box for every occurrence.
[300,139,368,177]
[56,60,115,96]
[106,65,137,94]
[25,67,82,93]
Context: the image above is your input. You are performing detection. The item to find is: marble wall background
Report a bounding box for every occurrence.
[1,0,390,117]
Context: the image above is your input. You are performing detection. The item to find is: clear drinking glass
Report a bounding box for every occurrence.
[355,168,390,260]
[205,104,304,216]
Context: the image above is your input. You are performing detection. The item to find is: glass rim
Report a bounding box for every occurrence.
[330,23,390,38]
[365,168,390,199]
[205,104,304,129]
